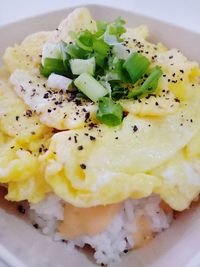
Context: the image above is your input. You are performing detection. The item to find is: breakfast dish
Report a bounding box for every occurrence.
[1,7,200,265]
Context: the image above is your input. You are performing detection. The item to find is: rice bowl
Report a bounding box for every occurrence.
[0,6,200,267]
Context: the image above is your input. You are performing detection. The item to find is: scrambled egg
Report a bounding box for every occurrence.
[1,8,200,211]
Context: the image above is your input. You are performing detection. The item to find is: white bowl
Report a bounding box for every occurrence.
[0,4,200,267]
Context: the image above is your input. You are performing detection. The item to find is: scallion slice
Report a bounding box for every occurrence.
[41,42,61,66]
[47,73,72,91]
[96,97,123,126]
[128,66,163,99]
[70,57,95,76]
[123,52,150,83]
[74,73,108,102]
[75,30,94,52]
[40,58,66,77]
[66,43,86,59]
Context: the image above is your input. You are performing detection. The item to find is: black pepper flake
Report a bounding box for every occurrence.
[16,116,19,121]
[88,123,97,130]
[80,163,86,169]
[77,145,83,150]
[18,205,26,214]
[20,85,25,92]
[33,223,39,229]
[169,55,173,59]
[124,250,129,254]
[115,137,119,140]
[90,136,96,141]
[74,99,82,106]
[180,123,183,126]
[84,133,89,136]
[180,69,184,73]
[43,93,49,99]
[47,109,52,113]
[155,102,159,106]
[174,98,180,103]
[132,125,138,132]
[68,136,72,141]
[10,146,15,149]
[190,119,193,123]
[26,109,32,117]
[84,112,90,122]
[74,135,78,143]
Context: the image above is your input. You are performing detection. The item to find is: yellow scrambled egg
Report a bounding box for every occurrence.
[1,8,200,211]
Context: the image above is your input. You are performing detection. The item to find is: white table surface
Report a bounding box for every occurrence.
[0,0,200,33]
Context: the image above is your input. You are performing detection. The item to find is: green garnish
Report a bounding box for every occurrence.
[108,56,130,82]
[123,52,150,83]
[40,16,163,127]
[72,30,94,52]
[40,58,66,77]
[128,66,163,99]
[96,97,123,126]
[103,17,126,45]
[65,43,86,59]
[111,83,129,100]
[74,73,108,102]
[70,57,95,76]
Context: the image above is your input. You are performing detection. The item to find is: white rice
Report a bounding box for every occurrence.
[29,194,173,265]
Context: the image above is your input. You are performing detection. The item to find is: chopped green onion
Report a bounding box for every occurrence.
[59,41,68,62]
[93,39,110,58]
[95,20,108,37]
[111,83,129,100]
[70,57,95,76]
[74,30,94,52]
[123,52,150,83]
[41,42,62,65]
[104,17,126,45]
[59,41,73,78]
[40,58,66,77]
[47,73,72,91]
[128,66,163,99]
[74,73,108,102]
[66,43,86,59]
[108,57,130,82]
[94,52,107,68]
[96,97,123,126]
